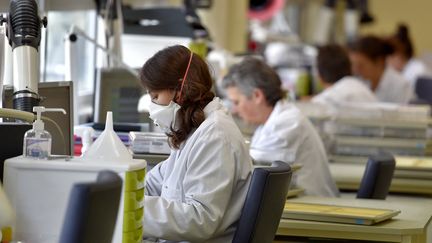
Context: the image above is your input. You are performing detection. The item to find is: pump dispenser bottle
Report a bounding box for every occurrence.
[23,106,66,159]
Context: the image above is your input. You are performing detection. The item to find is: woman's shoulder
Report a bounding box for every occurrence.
[385,66,409,82]
[204,110,242,135]
[336,76,367,87]
[405,59,431,77]
[266,102,305,135]
[187,107,244,145]
[334,76,376,97]
[273,101,303,123]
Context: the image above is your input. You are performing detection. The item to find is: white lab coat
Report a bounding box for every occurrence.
[250,99,339,197]
[144,97,253,243]
[402,58,432,85]
[312,76,378,105]
[375,66,413,104]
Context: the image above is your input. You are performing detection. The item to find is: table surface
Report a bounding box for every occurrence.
[277,195,432,242]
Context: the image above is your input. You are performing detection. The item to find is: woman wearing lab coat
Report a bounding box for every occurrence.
[222,57,339,197]
[348,35,413,104]
[141,45,253,242]
[312,44,378,105]
[387,24,432,86]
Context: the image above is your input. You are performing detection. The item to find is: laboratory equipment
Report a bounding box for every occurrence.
[3,112,146,243]
[129,132,171,154]
[3,81,74,155]
[94,68,146,124]
[1,0,46,112]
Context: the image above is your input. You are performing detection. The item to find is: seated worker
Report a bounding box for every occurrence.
[141,45,253,242]
[222,57,339,197]
[312,44,378,105]
[347,35,413,104]
[387,24,432,85]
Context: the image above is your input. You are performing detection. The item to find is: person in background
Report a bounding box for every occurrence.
[141,45,253,243]
[222,57,339,197]
[347,35,413,104]
[387,24,432,86]
[312,44,378,105]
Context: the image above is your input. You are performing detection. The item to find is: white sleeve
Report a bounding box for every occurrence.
[145,156,170,196]
[250,120,300,164]
[143,133,236,241]
[403,81,415,103]
[250,146,296,164]
[311,92,329,105]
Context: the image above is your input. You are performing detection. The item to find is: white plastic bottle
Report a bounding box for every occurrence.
[23,106,66,159]
[73,126,95,156]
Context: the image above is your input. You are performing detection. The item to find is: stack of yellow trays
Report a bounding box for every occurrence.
[283,202,400,225]
[123,169,146,243]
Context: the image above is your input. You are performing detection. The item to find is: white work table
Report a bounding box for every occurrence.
[277,196,432,242]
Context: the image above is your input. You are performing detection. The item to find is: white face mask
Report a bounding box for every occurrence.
[148,101,181,133]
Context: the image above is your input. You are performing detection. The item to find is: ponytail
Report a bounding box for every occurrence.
[395,23,414,58]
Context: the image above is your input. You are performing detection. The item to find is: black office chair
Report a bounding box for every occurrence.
[59,170,122,243]
[415,76,432,105]
[357,153,396,199]
[232,161,292,243]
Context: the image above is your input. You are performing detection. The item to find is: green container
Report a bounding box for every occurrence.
[122,227,143,243]
[124,189,144,211]
[125,169,145,191]
[123,207,144,232]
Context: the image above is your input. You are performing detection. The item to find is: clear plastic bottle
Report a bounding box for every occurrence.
[23,106,66,159]
[23,128,52,159]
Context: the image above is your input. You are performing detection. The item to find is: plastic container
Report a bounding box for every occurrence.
[23,106,66,159]
[4,111,146,243]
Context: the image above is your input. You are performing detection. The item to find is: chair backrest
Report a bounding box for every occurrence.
[232,161,292,243]
[59,170,122,243]
[415,76,432,104]
[357,153,395,199]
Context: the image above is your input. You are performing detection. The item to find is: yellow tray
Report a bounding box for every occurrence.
[395,156,432,171]
[283,202,400,225]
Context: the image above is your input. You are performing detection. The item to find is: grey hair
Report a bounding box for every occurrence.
[222,57,284,106]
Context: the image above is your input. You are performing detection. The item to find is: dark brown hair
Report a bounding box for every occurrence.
[317,44,352,84]
[347,35,394,61]
[140,45,215,149]
[387,24,414,60]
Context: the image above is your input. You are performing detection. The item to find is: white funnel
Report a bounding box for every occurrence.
[83,111,132,163]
